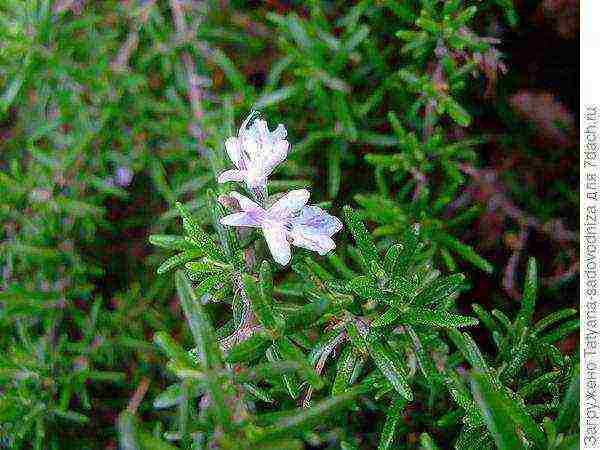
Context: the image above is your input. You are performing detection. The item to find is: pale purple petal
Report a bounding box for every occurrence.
[263,224,291,265]
[229,192,264,214]
[115,166,133,187]
[244,166,268,191]
[262,140,289,177]
[268,189,310,219]
[220,212,261,228]
[217,169,246,184]
[292,206,343,236]
[255,119,270,142]
[225,137,244,169]
[272,124,287,140]
[290,226,336,255]
[241,132,260,160]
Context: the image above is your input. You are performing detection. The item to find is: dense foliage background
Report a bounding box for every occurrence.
[0,0,578,448]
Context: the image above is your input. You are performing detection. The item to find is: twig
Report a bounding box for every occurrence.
[169,0,206,148]
[458,163,577,242]
[302,331,346,408]
[503,226,529,300]
[459,163,578,291]
[126,377,151,413]
[111,31,140,72]
[219,273,261,354]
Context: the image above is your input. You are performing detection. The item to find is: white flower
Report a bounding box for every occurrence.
[220,189,343,266]
[217,112,289,200]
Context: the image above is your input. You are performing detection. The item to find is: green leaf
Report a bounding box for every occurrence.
[472,304,501,335]
[117,411,138,450]
[153,384,183,410]
[394,228,419,275]
[401,308,478,328]
[533,308,578,336]
[118,412,179,450]
[413,274,465,307]
[372,307,401,328]
[259,261,274,305]
[283,298,330,332]
[437,233,493,273]
[157,249,205,274]
[328,142,343,199]
[153,382,203,409]
[347,275,380,301]
[449,330,491,375]
[153,332,196,367]
[149,234,194,250]
[539,319,579,345]
[254,439,304,450]
[195,274,224,298]
[377,396,406,450]
[343,206,379,270]
[345,321,369,354]
[244,273,279,331]
[186,258,230,274]
[418,432,441,450]
[470,372,523,450]
[517,371,561,399]
[518,258,537,324]
[226,331,272,364]
[256,386,368,440]
[277,337,323,390]
[176,202,226,262]
[266,344,300,399]
[471,371,547,449]
[175,270,223,370]
[332,347,357,396]
[555,435,580,450]
[386,275,418,299]
[555,364,579,432]
[383,244,403,274]
[236,361,307,383]
[243,383,275,403]
[369,342,413,401]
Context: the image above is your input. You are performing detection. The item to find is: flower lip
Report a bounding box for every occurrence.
[219,190,342,265]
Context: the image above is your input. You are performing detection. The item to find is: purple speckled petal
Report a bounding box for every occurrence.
[292,206,343,236]
[225,137,245,169]
[217,169,246,184]
[263,224,291,265]
[268,189,310,219]
[272,124,287,140]
[220,212,261,228]
[290,225,336,255]
[261,139,289,177]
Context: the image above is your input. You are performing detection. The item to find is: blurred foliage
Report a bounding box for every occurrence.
[0,0,577,448]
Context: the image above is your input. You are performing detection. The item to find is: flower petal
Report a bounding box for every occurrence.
[290,225,336,255]
[292,206,343,236]
[220,212,261,228]
[244,166,268,191]
[217,169,246,184]
[272,124,287,140]
[261,139,289,177]
[263,224,291,265]
[225,137,245,169]
[268,189,310,219]
[229,191,264,213]
[254,119,270,143]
